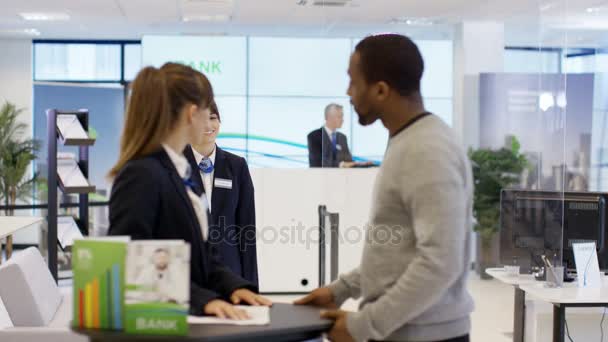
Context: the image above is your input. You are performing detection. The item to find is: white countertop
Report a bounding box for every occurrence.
[520,279,608,304]
[0,217,44,240]
[485,267,538,286]
[488,267,608,304]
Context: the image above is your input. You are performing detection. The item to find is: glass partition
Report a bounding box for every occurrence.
[495,1,584,279]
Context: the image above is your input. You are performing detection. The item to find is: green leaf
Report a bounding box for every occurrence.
[470,136,528,237]
[0,102,40,206]
[510,136,521,155]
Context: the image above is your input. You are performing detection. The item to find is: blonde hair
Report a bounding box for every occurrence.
[108,63,213,178]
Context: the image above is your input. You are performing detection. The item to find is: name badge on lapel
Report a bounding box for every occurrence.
[215,178,233,189]
[336,144,343,151]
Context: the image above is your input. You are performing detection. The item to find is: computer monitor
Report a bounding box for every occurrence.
[499,190,607,273]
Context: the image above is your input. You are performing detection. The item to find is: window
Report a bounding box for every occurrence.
[34,41,141,83]
[504,48,561,73]
[34,43,121,81]
[418,40,454,99]
[124,44,142,81]
[563,53,608,73]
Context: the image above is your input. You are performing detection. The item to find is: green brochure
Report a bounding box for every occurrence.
[72,237,130,331]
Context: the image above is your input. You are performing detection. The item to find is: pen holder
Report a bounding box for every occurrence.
[504,265,520,277]
[545,266,564,288]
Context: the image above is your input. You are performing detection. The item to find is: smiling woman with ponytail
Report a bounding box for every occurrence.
[108,63,271,319]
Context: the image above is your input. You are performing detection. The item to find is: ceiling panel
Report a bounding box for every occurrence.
[0,0,606,46]
[117,0,180,21]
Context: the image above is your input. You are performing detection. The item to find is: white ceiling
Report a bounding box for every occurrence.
[0,0,608,47]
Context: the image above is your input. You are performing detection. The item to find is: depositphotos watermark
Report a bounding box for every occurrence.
[207,217,409,251]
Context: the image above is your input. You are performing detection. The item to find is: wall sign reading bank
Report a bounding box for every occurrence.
[142,36,247,96]
[177,60,222,75]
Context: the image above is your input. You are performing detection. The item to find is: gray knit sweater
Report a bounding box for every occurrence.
[328,114,475,342]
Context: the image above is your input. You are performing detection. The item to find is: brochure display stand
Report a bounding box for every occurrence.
[47,109,96,282]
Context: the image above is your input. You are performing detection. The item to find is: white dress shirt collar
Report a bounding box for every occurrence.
[191,145,217,165]
[324,125,336,138]
[191,145,216,212]
[162,144,190,179]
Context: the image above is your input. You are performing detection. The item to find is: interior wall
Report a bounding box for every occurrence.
[0,39,33,137]
[0,39,37,244]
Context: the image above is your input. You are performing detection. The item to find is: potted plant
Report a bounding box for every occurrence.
[0,102,41,260]
[469,136,527,279]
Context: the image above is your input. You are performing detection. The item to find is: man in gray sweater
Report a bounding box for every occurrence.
[295,34,474,342]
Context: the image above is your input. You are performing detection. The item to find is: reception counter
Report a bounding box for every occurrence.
[251,168,378,293]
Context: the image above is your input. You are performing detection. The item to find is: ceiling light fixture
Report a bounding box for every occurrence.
[19,12,70,21]
[24,28,40,35]
[389,17,435,26]
[296,0,358,7]
[539,2,556,12]
[0,28,41,36]
[185,0,233,3]
[586,6,608,13]
[312,0,351,6]
[182,14,231,22]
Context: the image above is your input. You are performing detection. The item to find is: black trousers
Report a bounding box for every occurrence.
[373,334,470,342]
[437,335,469,342]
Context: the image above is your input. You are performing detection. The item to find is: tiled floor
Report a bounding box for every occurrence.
[268,274,515,342]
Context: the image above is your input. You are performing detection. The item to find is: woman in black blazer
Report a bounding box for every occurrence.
[107,63,270,319]
[183,100,258,286]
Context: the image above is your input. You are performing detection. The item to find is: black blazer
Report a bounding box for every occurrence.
[184,145,259,287]
[307,127,353,168]
[108,148,255,315]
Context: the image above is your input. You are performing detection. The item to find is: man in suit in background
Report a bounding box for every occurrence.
[307,103,354,168]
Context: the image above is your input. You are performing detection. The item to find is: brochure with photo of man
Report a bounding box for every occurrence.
[124,240,190,335]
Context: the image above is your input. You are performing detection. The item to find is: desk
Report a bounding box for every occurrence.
[0,216,44,262]
[520,281,608,342]
[72,303,332,342]
[485,268,536,342]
